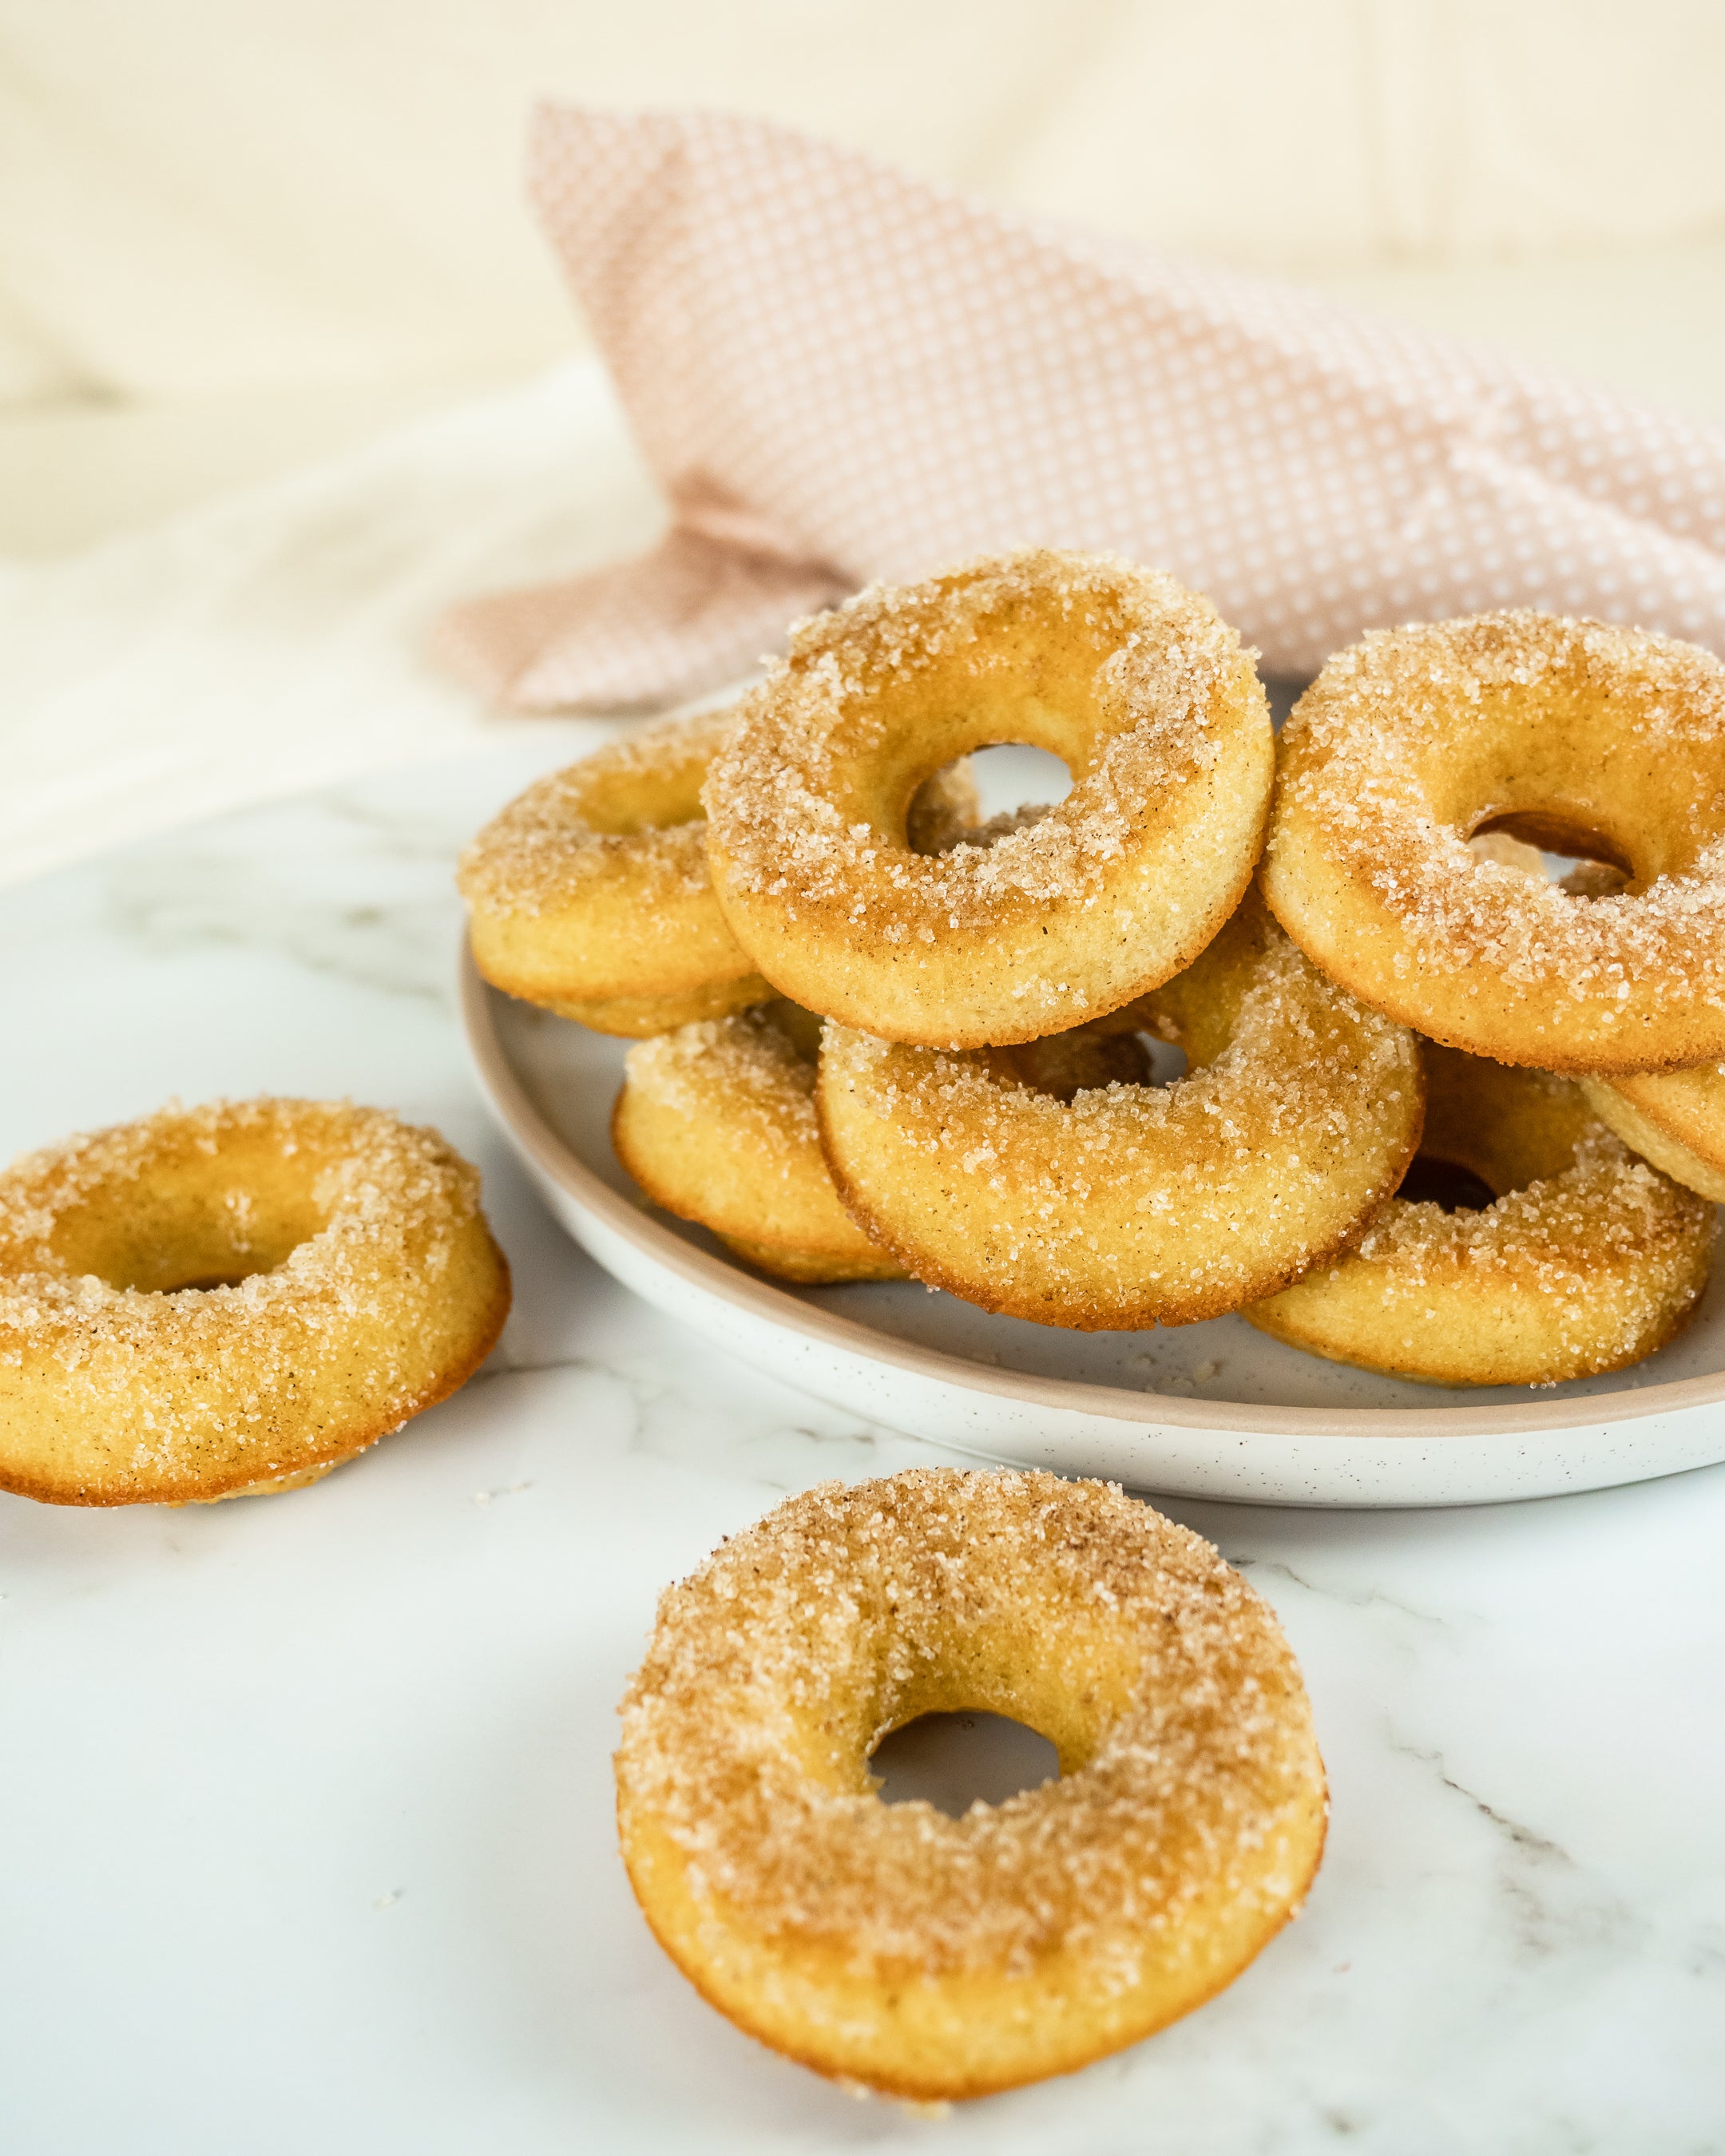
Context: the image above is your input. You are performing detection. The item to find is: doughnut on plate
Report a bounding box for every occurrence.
[463,940,1725,1510]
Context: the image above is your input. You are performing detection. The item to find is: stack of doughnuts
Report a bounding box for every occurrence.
[462,552,1722,1389]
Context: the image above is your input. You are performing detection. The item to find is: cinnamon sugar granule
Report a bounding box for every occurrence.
[617,1469,1323,1982]
[624,1008,819,1183]
[458,704,740,919]
[1351,1126,1703,1293]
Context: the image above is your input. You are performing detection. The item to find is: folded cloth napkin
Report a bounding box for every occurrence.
[434,106,1725,711]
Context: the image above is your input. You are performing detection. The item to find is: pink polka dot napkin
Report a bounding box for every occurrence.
[434,106,1725,711]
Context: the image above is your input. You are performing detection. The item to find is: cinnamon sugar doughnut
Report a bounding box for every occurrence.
[816,893,1422,1329]
[612,1002,1151,1283]
[1440,833,1725,1200]
[704,551,1275,1048]
[460,713,983,1037]
[459,706,768,1036]
[616,1468,1326,2102]
[613,1002,904,1283]
[1247,1046,1714,1386]
[1263,612,1725,1075]
[0,1099,510,1505]
[1450,834,1725,1198]
[1580,1065,1725,1203]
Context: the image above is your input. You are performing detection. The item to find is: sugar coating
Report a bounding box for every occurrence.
[1358,1126,1703,1279]
[1271,612,1725,1010]
[833,948,1399,1181]
[704,549,1251,935]
[617,1469,1323,1980]
[625,1006,821,1178]
[1248,1052,1715,1385]
[613,1002,902,1283]
[818,909,1420,1326]
[458,704,741,919]
[0,1097,501,1497]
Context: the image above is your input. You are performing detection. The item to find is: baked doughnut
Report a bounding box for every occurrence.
[816,893,1422,1329]
[612,1003,1156,1283]
[459,706,767,1035]
[1247,1045,1714,1386]
[1441,831,1725,1200]
[703,550,1275,1048]
[1580,1065,1725,1203]
[461,712,981,1036]
[616,1468,1326,2101]
[613,1002,904,1283]
[1449,833,1725,1199]
[1263,612,1725,1074]
[0,1098,510,1504]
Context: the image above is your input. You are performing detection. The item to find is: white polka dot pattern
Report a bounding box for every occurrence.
[435,108,1725,711]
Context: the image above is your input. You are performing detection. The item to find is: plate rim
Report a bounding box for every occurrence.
[461,939,1725,1444]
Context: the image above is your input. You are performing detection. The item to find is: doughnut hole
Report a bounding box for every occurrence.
[1469,810,1636,894]
[983,1023,1184,1104]
[987,1023,1150,1101]
[776,1593,1144,1803]
[838,690,1099,850]
[1414,1043,1591,1198]
[46,1144,329,1294]
[1467,826,1632,899]
[1421,676,1691,883]
[1394,1155,1497,1211]
[906,743,1072,853]
[1137,1034,1188,1088]
[581,751,706,837]
[842,1607,1139,1797]
[956,743,1073,825]
[783,572,1159,850]
[869,1711,1060,1817]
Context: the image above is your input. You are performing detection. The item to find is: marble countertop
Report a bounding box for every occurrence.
[2,752,1723,2156]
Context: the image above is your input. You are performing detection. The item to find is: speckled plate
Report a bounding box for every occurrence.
[462,944,1725,1508]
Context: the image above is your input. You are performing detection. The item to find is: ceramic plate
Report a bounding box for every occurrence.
[462,945,1725,1508]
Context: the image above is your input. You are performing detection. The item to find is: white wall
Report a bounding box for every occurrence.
[2,0,1723,410]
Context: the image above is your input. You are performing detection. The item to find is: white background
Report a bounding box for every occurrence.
[3,2,1725,557]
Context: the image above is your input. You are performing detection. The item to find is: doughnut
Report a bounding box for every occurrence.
[458,707,768,1035]
[1263,612,1725,1075]
[0,1098,511,1505]
[460,711,980,1036]
[616,1468,1326,2101]
[611,997,1154,1283]
[703,550,1275,1048]
[815,892,1422,1329]
[613,1001,905,1283]
[1580,1065,1725,1203]
[1247,1045,1714,1386]
[1447,834,1725,1199]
